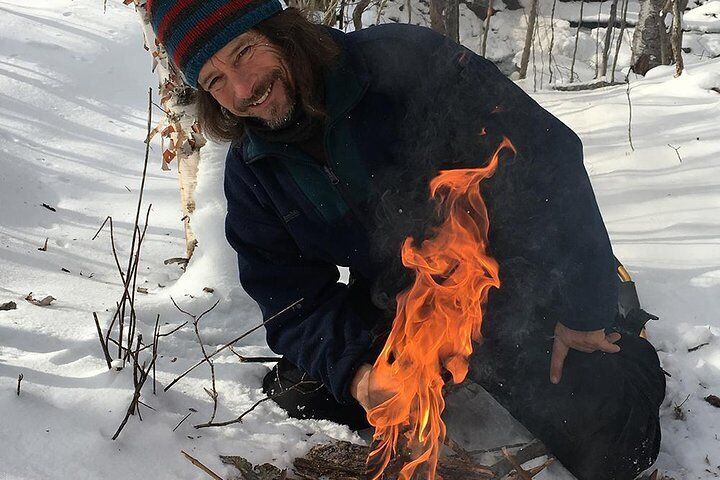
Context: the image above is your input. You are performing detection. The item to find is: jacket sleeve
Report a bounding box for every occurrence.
[223,149,377,404]
[429,40,619,333]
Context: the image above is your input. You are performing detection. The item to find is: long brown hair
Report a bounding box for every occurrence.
[196,8,341,143]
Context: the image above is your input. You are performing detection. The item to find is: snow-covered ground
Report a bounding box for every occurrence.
[0,1,719,479]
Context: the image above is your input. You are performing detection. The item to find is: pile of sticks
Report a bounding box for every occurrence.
[187,439,554,480]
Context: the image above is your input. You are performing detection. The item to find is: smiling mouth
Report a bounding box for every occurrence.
[250,81,273,108]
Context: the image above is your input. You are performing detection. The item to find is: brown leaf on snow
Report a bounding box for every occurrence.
[704,395,720,408]
[25,293,56,307]
[0,301,17,311]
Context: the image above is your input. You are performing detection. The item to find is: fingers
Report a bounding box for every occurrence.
[550,337,569,384]
[599,334,622,353]
[606,332,622,344]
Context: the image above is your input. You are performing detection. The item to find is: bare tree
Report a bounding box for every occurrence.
[431,0,460,42]
[126,0,205,261]
[670,0,687,76]
[569,0,586,83]
[518,0,539,79]
[611,0,631,81]
[481,0,493,57]
[600,0,620,78]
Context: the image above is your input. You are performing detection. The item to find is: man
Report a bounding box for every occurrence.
[147,1,666,478]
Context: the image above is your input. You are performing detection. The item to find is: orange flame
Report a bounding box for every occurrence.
[367,137,515,480]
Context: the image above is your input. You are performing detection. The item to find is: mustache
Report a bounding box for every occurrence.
[235,68,284,111]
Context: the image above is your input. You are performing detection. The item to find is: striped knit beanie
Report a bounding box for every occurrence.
[146,0,283,88]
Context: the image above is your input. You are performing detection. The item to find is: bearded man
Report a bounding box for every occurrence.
[147,2,666,479]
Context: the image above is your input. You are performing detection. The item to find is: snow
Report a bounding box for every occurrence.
[1,1,719,479]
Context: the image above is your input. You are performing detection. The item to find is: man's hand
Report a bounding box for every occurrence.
[550,322,621,384]
[350,363,398,412]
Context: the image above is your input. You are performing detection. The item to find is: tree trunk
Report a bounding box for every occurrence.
[569,0,585,82]
[481,0,493,56]
[132,1,204,260]
[599,0,619,78]
[518,0,539,79]
[671,0,687,76]
[353,0,371,30]
[430,0,460,43]
[631,0,670,75]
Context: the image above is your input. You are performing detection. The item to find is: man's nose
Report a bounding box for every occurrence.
[228,69,257,103]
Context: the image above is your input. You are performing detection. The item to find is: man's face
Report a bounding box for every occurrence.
[198,30,295,129]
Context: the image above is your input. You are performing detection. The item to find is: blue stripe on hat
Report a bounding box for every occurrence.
[181,0,282,87]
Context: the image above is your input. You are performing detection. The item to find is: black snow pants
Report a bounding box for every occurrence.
[262,316,665,480]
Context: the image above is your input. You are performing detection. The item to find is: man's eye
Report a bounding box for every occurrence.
[207,77,224,91]
[235,45,252,63]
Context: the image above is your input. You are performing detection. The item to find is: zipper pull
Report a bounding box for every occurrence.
[323,164,340,185]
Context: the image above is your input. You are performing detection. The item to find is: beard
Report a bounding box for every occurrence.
[261,78,296,130]
[236,67,297,130]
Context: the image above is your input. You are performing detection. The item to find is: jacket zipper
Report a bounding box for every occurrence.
[322,125,374,233]
[323,164,340,185]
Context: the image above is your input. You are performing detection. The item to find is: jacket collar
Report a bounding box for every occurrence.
[242,27,370,164]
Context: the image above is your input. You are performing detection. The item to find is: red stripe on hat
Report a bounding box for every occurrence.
[156,0,198,42]
[173,0,255,66]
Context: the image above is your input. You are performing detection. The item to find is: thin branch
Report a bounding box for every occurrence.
[170,296,194,318]
[94,312,113,370]
[112,357,155,440]
[228,346,281,363]
[152,314,160,394]
[164,298,303,392]
[171,298,222,424]
[120,88,153,360]
[193,380,321,429]
[668,144,682,163]
[16,374,23,396]
[173,410,196,432]
[625,73,635,151]
[158,321,188,338]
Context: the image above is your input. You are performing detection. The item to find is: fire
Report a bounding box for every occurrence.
[367,137,515,479]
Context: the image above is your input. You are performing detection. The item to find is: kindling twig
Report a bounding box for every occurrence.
[181,451,225,480]
[164,297,304,392]
[93,312,113,370]
[228,346,281,363]
[173,409,196,432]
[502,447,533,480]
[171,297,222,424]
[16,374,23,396]
[490,441,549,478]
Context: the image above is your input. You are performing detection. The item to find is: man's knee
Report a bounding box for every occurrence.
[556,336,665,479]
